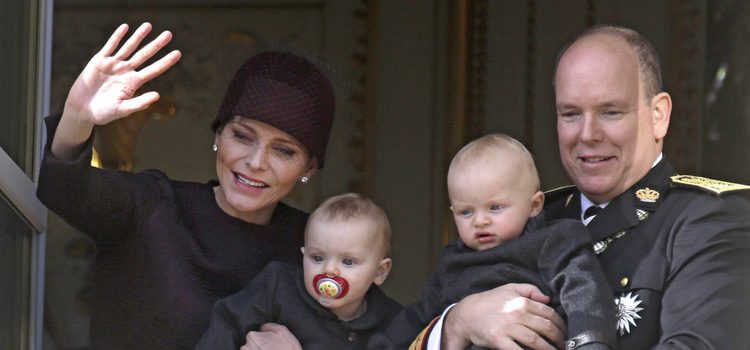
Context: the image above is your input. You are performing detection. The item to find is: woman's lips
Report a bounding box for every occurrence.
[233,172,268,189]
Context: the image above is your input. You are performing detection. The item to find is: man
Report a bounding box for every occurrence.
[416,24,750,349]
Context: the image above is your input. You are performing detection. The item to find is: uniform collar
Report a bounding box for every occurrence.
[583,157,674,241]
[580,195,609,223]
[579,153,662,218]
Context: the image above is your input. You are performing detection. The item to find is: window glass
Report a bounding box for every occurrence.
[0,194,33,350]
[0,1,33,174]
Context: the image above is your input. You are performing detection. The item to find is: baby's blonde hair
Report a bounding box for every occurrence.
[307,193,392,257]
[448,133,540,192]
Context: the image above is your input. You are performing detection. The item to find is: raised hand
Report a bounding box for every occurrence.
[65,22,181,124]
[52,22,181,159]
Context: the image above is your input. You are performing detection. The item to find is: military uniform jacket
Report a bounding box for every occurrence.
[544,158,750,349]
[194,261,403,350]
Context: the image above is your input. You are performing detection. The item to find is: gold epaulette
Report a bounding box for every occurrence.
[671,175,750,195]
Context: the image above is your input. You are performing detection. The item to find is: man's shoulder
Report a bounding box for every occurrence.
[664,175,750,221]
[544,184,577,205]
[669,174,750,196]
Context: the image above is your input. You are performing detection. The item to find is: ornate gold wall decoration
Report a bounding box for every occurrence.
[348,0,377,196]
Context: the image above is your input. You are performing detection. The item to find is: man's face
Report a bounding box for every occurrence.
[555,34,667,203]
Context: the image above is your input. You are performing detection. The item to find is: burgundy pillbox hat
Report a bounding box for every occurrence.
[213,51,335,168]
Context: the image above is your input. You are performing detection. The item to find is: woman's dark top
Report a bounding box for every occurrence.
[37,115,308,349]
[195,261,403,350]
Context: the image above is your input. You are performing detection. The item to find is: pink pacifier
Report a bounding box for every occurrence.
[313,274,349,299]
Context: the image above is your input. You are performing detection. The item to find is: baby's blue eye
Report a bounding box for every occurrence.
[459,209,472,216]
[312,255,324,262]
[489,205,503,211]
[342,258,354,266]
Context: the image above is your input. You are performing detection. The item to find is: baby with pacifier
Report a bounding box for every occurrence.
[195,193,401,349]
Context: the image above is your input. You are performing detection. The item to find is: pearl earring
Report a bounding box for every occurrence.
[212,144,218,152]
[300,176,310,184]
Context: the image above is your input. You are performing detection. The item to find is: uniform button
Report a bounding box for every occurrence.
[620,277,629,287]
[347,332,358,342]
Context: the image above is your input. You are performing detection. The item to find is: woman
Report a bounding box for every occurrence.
[37,23,334,349]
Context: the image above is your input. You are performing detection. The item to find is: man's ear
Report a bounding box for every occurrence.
[372,258,392,286]
[529,191,545,217]
[651,91,672,141]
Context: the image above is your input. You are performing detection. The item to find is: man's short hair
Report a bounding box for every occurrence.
[554,24,663,100]
[307,193,392,256]
[448,133,541,192]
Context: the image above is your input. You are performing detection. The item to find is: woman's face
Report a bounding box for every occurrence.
[214,117,316,224]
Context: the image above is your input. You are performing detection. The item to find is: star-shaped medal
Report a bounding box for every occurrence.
[615,292,643,336]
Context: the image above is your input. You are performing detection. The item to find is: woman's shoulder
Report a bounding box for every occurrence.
[264,260,301,275]
[128,169,209,203]
[273,201,310,225]
[275,201,308,215]
[250,261,301,290]
[166,176,213,194]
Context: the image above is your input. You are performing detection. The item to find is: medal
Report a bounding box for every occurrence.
[615,292,643,336]
[593,230,628,255]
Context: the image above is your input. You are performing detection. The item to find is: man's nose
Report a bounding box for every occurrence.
[580,114,604,143]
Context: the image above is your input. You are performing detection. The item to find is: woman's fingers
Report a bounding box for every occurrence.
[115,48,180,116]
[113,22,152,60]
[98,24,129,57]
[60,21,180,129]
[137,49,181,83]
[98,23,177,75]
[129,30,176,69]
[118,91,160,116]
[104,23,181,117]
